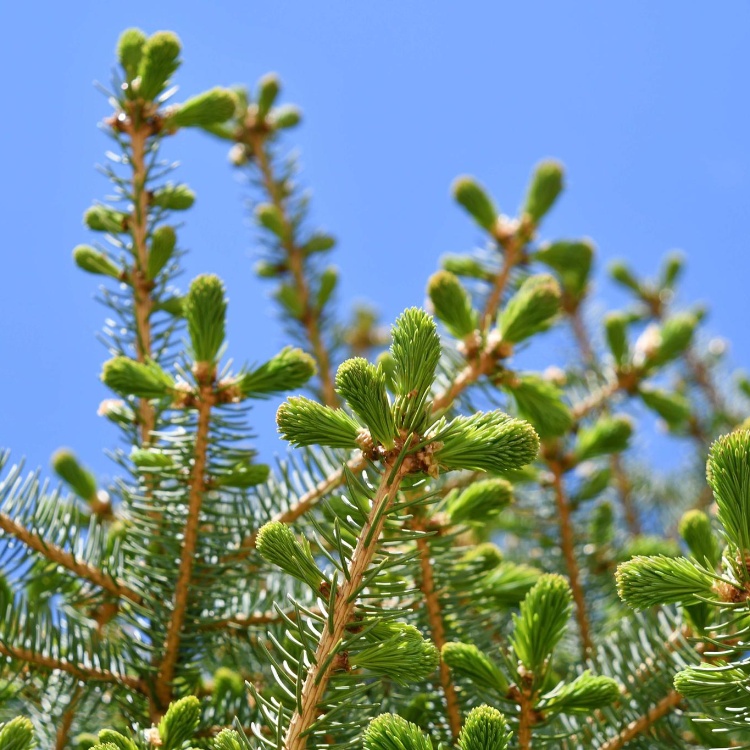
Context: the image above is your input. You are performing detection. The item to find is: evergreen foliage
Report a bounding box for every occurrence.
[3,26,750,750]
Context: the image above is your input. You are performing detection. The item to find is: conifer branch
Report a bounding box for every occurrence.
[246,131,338,408]
[517,686,535,750]
[55,685,83,750]
[414,526,462,741]
[597,690,683,750]
[284,461,409,750]
[125,116,157,443]
[547,461,592,659]
[610,454,640,536]
[0,512,141,604]
[155,380,215,713]
[0,643,142,691]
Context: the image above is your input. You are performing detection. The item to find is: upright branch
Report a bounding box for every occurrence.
[229,77,339,407]
[284,462,408,750]
[548,460,593,659]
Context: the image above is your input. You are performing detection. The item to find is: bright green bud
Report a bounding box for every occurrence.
[638,386,691,428]
[116,28,147,83]
[442,642,508,695]
[137,31,181,101]
[303,232,336,255]
[523,159,564,224]
[442,254,494,281]
[101,357,175,399]
[73,245,121,278]
[646,313,697,367]
[434,410,539,475]
[363,714,432,750]
[215,460,269,488]
[157,696,200,750]
[458,706,512,750]
[91,744,120,750]
[97,729,136,750]
[511,574,572,673]
[271,104,302,129]
[257,73,281,117]
[152,183,195,211]
[277,396,362,449]
[575,465,611,502]
[446,478,513,524]
[84,205,127,233]
[214,729,245,750]
[167,87,236,128]
[461,542,503,571]
[427,270,478,338]
[0,716,34,750]
[604,312,630,366]
[255,203,286,237]
[679,509,720,569]
[390,308,441,432]
[255,259,284,278]
[213,667,245,700]
[707,430,750,554]
[498,274,561,344]
[316,266,338,309]
[185,274,226,364]
[590,502,614,546]
[147,225,177,280]
[483,561,542,605]
[541,671,620,713]
[574,415,632,462]
[130,448,174,469]
[52,448,96,500]
[353,622,439,684]
[506,373,572,439]
[335,358,397,449]
[534,240,593,300]
[673,663,748,703]
[608,261,641,293]
[661,250,685,288]
[275,283,304,319]
[236,347,316,398]
[73,734,99,750]
[255,520,325,590]
[616,555,717,610]
[156,295,184,317]
[452,175,498,232]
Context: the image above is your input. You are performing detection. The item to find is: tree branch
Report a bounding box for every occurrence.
[0,512,141,604]
[155,380,215,713]
[284,462,408,750]
[597,690,683,750]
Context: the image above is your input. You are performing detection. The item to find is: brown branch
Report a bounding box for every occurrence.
[596,690,683,750]
[481,238,520,330]
[284,462,408,750]
[127,116,156,443]
[154,379,215,713]
[0,512,141,605]
[55,684,84,750]
[415,529,462,741]
[248,132,338,408]
[548,461,592,659]
[610,453,640,536]
[0,643,142,691]
[517,685,535,750]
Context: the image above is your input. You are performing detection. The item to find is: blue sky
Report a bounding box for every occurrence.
[1,2,749,481]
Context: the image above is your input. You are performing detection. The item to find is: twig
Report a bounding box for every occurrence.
[548,462,592,659]
[284,462,408,750]
[155,380,215,714]
[55,685,84,750]
[0,512,141,604]
[596,690,683,750]
[415,529,462,741]
[0,643,142,691]
[248,132,338,408]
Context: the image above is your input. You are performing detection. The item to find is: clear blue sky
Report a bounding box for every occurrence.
[2,2,749,481]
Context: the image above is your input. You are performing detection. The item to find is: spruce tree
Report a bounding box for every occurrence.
[2,27,749,750]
